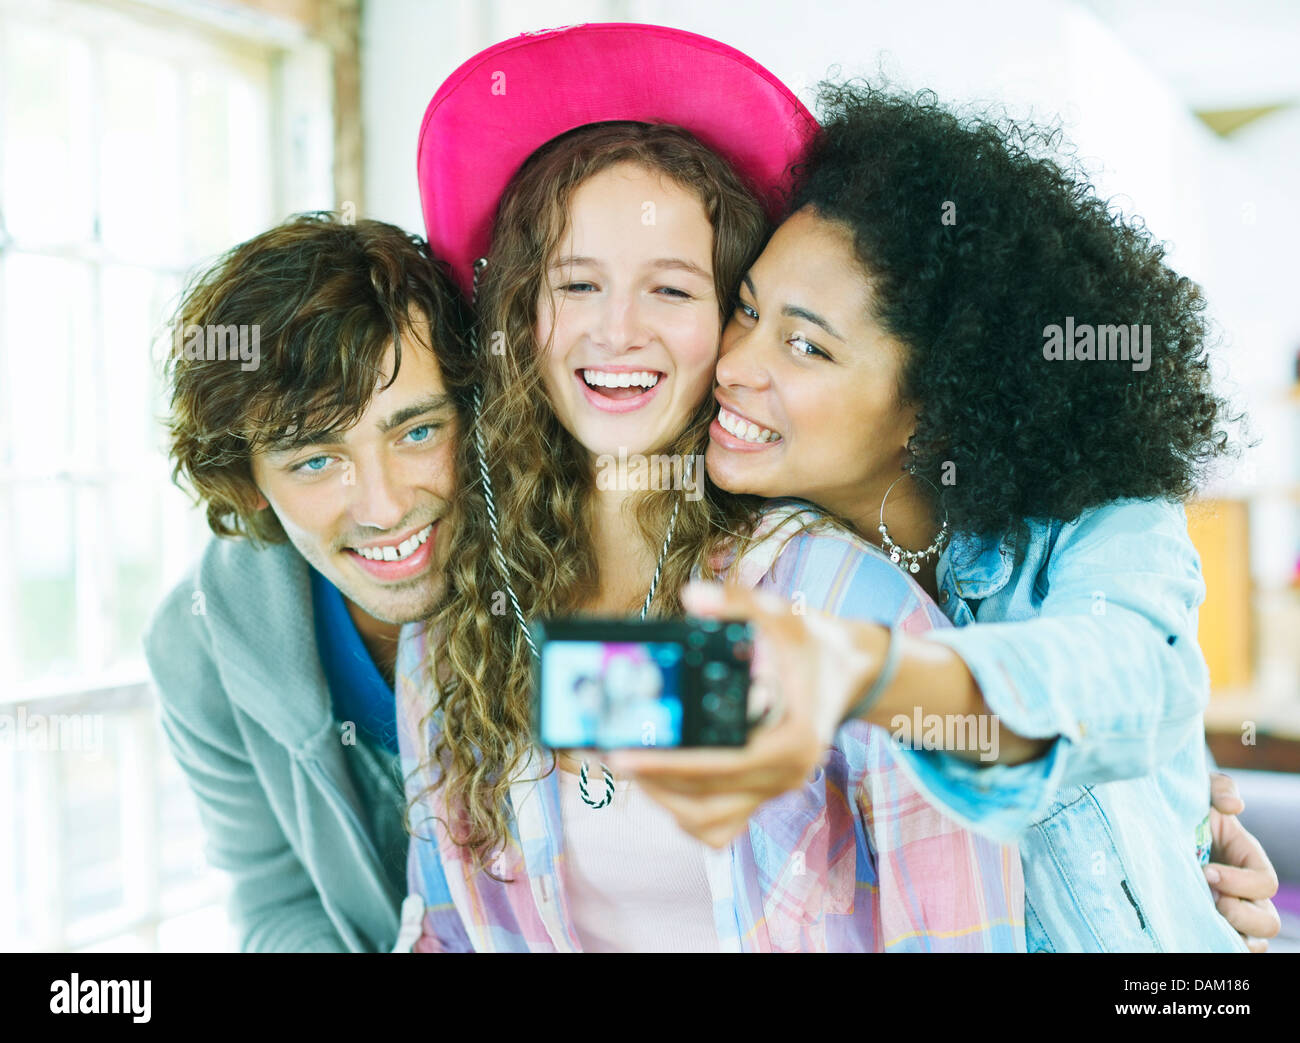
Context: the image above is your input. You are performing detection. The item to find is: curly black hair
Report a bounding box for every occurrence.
[791,81,1238,538]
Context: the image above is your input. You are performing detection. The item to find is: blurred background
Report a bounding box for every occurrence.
[0,0,1297,952]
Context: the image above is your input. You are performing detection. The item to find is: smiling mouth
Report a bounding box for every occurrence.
[716,406,782,444]
[579,368,663,399]
[343,521,440,584]
[349,522,434,561]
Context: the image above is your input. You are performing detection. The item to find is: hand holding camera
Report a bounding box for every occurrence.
[547,580,884,849]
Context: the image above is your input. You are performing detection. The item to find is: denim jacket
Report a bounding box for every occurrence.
[888,497,1246,951]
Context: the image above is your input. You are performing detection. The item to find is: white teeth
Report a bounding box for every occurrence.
[718,407,780,444]
[355,522,433,562]
[582,369,660,390]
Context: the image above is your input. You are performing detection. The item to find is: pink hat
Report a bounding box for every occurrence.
[418,22,818,297]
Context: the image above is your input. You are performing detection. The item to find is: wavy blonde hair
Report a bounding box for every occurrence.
[412,122,770,862]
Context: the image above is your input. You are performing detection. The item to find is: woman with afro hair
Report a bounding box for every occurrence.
[612,81,1277,952]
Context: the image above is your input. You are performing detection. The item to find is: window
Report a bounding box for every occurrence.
[0,0,335,952]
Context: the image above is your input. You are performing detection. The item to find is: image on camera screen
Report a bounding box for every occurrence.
[539,640,684,749]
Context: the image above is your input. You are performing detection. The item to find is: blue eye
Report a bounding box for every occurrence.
[657,286,692,299]
[735,300,758,321]
[558,282,596,293]
[296,455,331,473]
[404,424,434,444]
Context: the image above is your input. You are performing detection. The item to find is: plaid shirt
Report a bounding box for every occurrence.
[396,502,1026,952]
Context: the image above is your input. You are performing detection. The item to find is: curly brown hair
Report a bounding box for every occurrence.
[413,122,769,862]
[162,212,472,542]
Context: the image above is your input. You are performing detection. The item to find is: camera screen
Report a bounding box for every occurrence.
[538,640,684,749]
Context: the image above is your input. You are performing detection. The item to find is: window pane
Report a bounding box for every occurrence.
[1,23,95,245]
[108,478,163,665]
[13,483,76,681]
[101,264,171,473]
[182,65,235,260]
[182,60,274,259]
[3,253,91,472]
[222,66,274,245]
[61,742,124,925]
[100,47,184,265]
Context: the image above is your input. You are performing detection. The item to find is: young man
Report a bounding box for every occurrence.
[145,213,472,952]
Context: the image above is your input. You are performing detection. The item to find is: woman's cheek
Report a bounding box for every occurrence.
[676,319,722,388]
[680,352,718,407]
[535,319,570,402]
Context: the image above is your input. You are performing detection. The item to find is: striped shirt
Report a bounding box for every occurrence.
[396,501,1026,952]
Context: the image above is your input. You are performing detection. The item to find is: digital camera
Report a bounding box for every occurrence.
[530,617,755,749]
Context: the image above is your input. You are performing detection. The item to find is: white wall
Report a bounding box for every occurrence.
[361,0,624,235]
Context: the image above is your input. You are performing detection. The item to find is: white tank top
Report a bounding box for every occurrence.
[558,768,720,952]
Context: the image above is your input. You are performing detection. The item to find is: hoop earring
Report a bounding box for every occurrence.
[877,469,950,574]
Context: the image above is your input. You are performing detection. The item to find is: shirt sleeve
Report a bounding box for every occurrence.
[896,498,1210,841]
[393,624,468,952]
[758,521,1026,951]
[145,583,348,953]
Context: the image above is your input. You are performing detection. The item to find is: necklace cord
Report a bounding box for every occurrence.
[468,258,682,809]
